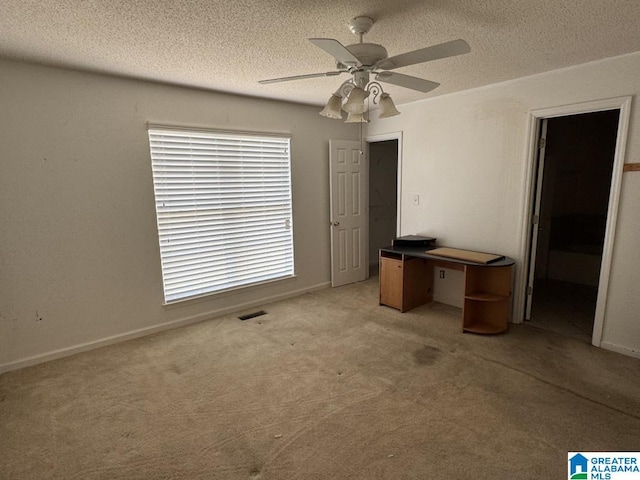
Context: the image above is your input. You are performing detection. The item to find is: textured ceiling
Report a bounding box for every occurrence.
[2,0,640,107]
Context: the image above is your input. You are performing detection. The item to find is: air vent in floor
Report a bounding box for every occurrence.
[238,310,267,321]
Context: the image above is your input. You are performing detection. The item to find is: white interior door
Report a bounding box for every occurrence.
[329,140,368,287]
[525,119,548,319]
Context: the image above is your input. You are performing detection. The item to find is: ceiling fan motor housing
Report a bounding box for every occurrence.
[342,17,388,68]
[344,43,388,67]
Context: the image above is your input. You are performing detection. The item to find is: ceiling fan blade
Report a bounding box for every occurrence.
[309,38,361,66]
[376,39,470,70]
[259,71,344,84]
[375,71,440,93]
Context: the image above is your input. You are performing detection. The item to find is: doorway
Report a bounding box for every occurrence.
[526,110,619,342]
[368,138,399,275]
[328,135,400,287]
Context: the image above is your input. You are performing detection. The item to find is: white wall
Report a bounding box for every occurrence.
[0,59,358,372]
[368,52,640,358]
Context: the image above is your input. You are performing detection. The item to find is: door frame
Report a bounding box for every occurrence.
[524,118,548,320]
[366,131,403,239]
[516,96,632,347]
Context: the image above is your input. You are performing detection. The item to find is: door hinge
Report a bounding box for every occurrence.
[527,286,533,295]
[538,137,546,149]
[532,214,539,225]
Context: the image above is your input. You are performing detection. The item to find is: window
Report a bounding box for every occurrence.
[148,127,294,303]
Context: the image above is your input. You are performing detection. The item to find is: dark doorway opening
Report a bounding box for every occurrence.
[368,139,398,274]
[527,110,619,341]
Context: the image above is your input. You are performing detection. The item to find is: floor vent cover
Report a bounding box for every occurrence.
[238,310,267,321]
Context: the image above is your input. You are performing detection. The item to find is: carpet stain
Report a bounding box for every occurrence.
[413,345,441,365]
[249,466,262,478]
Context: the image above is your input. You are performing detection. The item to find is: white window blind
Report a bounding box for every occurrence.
[148,127,294,303]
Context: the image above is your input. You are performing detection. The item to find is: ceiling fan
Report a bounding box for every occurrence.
[259,16,470,103]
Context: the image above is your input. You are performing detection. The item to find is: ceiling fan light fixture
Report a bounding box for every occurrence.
[344,112,369,124]
[319,94,344,119]
[378,93,401,118]
[343,86,368,114]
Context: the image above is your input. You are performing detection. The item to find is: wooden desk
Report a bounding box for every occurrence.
[379,246,515,334]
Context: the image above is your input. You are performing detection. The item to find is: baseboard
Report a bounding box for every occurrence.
[600,341,640,359]
[0,282,331,374]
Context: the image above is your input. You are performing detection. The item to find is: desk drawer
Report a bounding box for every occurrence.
[379,257,404,309]
[379,256,432,312]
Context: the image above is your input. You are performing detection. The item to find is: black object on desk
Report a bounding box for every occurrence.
[392,235,437,247]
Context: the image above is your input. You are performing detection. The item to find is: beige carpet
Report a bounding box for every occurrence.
[1,278,639,479]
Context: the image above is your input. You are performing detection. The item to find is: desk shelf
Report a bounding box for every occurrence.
[462,320,509,335]
[463,265,512,334]
[464,291,509,302]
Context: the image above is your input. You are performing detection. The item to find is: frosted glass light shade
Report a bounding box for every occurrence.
[345,112,368,123]
[343,86,368,114]
[378,93,400,118]
[319,94,343,119]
